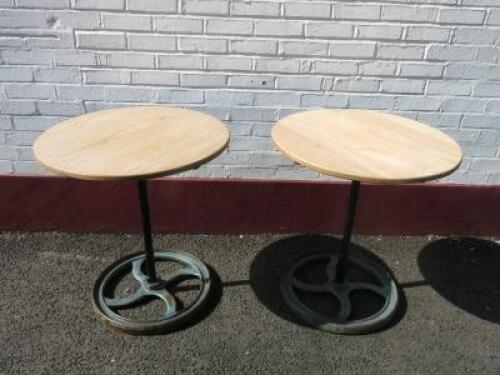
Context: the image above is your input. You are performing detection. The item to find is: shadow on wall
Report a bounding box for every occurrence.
[249,234,407,333]
[419,237,500,324]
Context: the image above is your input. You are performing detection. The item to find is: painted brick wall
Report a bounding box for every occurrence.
[0,0,499,184]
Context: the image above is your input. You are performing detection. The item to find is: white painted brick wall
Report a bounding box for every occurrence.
[0,0,499,183]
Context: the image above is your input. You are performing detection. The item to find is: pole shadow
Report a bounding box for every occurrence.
[177,264,223,331]
[418,237,500,324]
[249,234,407,333]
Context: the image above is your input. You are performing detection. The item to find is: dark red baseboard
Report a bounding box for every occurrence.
[0,175,498,235]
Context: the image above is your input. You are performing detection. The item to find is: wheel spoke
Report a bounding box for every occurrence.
[291,277,326,293]
[147,288,178,318]
[325,256,339,281]
[104,289,148,309]
[332,289,352,323]
[163,267,200,286]
[348,282,387,298]
[132,259,148,285]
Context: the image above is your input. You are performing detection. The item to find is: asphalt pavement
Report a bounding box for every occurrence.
[1,232,500,374]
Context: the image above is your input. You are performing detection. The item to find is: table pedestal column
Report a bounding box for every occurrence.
[91,180,212,335]
[280,181,399,334]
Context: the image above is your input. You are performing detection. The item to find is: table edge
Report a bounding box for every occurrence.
[271,130,463,185]
[33,132,230,181]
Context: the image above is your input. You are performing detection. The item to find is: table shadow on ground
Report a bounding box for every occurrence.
[419,237,500,324]
[249,234,407,333]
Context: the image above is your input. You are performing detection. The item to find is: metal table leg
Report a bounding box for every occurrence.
[92,180,212,335]
[281,181,399,334]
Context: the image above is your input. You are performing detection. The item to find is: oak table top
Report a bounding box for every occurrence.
[34,106,230,181]
[272,109,462,184]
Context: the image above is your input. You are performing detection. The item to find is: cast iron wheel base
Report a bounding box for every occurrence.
[92,250,211,335]
[281,251,399,335]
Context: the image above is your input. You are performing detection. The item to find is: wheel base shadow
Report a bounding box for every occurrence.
[249,234,406,334]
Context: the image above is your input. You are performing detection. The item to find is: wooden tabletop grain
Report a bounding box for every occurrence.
[272,109,462,184]
[34,106,230,181]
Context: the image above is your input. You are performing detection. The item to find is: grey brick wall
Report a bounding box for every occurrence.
[0,0,499,184]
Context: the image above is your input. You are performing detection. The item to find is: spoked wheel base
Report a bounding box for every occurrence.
[92,250,211,335]
[281,251,399,335]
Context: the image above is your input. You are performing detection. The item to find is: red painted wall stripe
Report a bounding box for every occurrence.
[0,175,498,235]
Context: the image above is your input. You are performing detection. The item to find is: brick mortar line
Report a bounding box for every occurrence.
[66,30,500,43]
[0,84,486,98]
[0,7,495,24]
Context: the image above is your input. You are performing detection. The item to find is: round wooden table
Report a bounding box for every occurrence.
[34,106,229,334]
[272,109,462,334]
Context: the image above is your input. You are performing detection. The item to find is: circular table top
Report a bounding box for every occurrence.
[34,106,229,181]
[272,109,462,184]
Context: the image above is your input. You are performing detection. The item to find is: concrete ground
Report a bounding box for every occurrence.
[1,232,500,374]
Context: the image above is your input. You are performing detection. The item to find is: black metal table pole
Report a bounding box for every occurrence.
[92,178,214,334]
[334,180,361,283]
[137,180,157,282]
[281,179,398,333]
